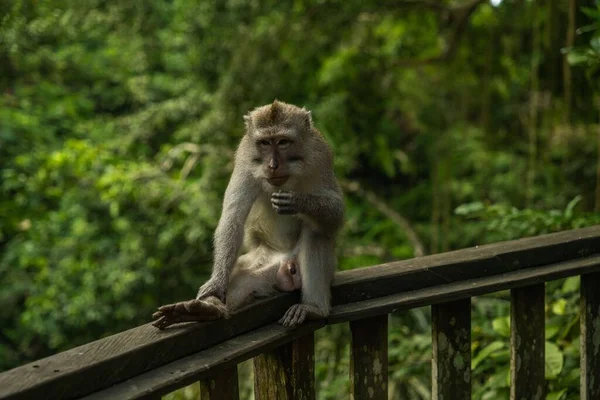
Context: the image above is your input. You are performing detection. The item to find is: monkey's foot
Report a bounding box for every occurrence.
[152,298,227,330]
[278,304,325,328]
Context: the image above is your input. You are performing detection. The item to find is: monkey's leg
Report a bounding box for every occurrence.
[226,251,281,309]
[279,228,334,327]
[152,297,228,330]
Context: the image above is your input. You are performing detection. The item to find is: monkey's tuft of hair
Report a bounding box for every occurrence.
[246,100,312,131]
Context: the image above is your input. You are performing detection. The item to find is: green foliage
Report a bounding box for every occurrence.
[455,196,600,243]
[1,0,600,399]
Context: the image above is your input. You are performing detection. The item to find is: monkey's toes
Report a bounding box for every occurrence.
[152,310,167,320]
[279,305,307,327]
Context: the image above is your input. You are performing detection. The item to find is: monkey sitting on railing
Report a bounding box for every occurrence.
[152,101,344,330]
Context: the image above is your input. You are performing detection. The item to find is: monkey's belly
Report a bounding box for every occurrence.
[245,200,301,252]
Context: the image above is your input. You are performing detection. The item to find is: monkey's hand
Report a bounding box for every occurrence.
[196,276,227,302]
[271,191,300,215]
[278,304,326,328]
[152,298,228,330]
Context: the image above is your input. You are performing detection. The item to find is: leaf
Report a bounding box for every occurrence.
[545,341,564,379]
[545,324,560,340]
[564,195,581,219]
[546,389,567,400]
[561,276,579,293]
[455,202,485,216]
[492,316,510,338]
[551,299,567,315]
[472,341,505,370]
[592,37,600,53]
[567,49,592,66]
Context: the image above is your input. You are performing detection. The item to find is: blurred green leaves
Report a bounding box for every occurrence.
[1,1,600,400]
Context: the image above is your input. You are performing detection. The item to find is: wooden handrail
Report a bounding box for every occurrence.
[0,225,599,400]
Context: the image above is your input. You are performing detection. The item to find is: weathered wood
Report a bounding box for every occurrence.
[432,298,471,400]
[350,315,388,400]
[510,284,545,400]
[0,293,299,400]
[87,254,600,399]
[200,367,239,400]
[254,333,315,400]
[82,322,324,400]
[333,225,600,304]
[329,254,600,324]
[581,272,600,400]
[1,226,599,400]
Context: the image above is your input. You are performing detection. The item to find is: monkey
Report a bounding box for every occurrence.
[152,253,301,329]
[153,100,344,329]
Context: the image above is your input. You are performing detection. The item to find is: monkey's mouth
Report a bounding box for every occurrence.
[267,176,289,186]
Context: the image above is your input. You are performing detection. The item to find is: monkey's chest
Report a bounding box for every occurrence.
[245,200,301,252]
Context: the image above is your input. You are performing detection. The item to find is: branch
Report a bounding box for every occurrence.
[341,180,426,257]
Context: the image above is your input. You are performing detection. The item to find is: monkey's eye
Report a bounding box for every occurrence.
[257,139,271,147]
[278,139,292,147]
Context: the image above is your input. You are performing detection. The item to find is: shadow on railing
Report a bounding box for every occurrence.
[1,226,599,400]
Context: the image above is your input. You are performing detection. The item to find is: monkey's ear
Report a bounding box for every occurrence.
[304,110,313,129]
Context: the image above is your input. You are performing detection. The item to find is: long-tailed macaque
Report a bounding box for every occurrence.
[152,101,344,329]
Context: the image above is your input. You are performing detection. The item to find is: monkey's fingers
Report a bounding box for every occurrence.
[279,304,308,327]
[272,205,297,215]
[271,195,294,207]
[157,299,206,315]
[271,191,294,200]
[152,310,168,320]
[152,314,203,330]
[152,308,225,329]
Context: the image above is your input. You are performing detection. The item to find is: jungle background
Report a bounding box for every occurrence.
[2,0,600,399]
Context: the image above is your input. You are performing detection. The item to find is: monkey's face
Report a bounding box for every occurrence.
[252,133,305,188]
[244,101,312,189]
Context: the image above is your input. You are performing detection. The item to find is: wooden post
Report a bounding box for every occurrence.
[253,334,315,400]
[350,315,388,400]
[510,284,545,400]
[432,298,472,400]
[199,366,239,400]
[581,272,600,400]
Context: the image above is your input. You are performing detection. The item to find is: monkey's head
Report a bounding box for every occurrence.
[244,100,313,188]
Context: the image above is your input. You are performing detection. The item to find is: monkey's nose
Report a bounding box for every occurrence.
[290,266,296,275]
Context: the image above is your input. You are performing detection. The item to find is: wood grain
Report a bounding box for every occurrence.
[82,322,324,400]
[432,299,471,400]
[510,284,545,400]
[254,333,315,400]
[580,272,600,400]
[350,315,388,400]
[328,254,600,324]
[200,367,239,400]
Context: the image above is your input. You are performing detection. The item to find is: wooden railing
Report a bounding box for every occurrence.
[1,226,600,400]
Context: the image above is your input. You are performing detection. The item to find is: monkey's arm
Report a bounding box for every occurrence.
[271,189,344,233]
[197,166,259,301]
